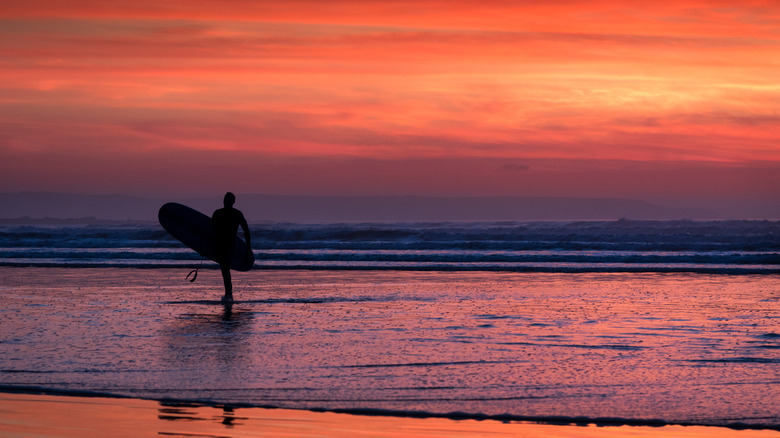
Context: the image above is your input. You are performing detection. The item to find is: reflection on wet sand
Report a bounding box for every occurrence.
[158,400,246,429]
[1,393,776,438]
[3,270,778,429]
[161,303,256,368]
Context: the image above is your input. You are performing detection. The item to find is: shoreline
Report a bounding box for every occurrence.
[1,389,778,437]
[2,263,778,274]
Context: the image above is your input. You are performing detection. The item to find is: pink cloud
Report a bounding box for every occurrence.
[0,0,778,204]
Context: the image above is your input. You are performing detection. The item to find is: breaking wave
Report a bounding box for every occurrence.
[1,219,778,273]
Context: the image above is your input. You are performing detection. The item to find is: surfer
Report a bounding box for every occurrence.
[212,192,252,303]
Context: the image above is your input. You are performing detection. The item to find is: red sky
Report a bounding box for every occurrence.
[1,1,778,211]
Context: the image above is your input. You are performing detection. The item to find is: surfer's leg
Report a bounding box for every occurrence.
[220,263,233,302]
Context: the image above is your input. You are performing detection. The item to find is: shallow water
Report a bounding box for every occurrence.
[1,268,779,428]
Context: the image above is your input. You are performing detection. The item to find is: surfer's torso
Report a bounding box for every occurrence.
[212,207,247,262]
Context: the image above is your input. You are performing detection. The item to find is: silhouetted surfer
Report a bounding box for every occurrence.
[212,192,251,303]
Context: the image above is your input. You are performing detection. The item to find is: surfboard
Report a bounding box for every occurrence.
[158,202,254,272]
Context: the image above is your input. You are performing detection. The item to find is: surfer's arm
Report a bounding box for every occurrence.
[240,215,251,252]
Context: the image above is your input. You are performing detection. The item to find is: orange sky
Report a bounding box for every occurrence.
[1,1,779,210]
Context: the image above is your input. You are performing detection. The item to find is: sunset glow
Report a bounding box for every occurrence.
[1,1,778,206]
[7,393,778,438]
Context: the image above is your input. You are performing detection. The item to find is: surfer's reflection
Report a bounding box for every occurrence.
[162,305,255,367]
[157,401,246,429]
[222,302,236,321]
[221,406,239,427]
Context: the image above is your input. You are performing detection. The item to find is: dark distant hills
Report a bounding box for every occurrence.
[0,192,723,223]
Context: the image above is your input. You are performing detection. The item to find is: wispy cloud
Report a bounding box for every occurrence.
[0,0,778,199]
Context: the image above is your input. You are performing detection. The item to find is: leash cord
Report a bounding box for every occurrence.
[186,260,203,282]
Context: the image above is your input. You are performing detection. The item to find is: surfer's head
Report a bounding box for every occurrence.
[223,192,236,207]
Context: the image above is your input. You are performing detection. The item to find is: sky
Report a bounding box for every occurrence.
[1,1,779,213]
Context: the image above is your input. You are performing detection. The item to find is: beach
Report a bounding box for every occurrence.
[3,392,779,438]
[1,265,779,435]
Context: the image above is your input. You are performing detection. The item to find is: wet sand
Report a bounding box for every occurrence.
[2,269,779,433]
[0,393,777,438]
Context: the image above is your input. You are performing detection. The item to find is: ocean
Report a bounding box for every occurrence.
[1,219,779,431]
[1,219,779,273]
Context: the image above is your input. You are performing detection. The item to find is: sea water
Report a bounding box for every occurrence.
[0,220,779,429]
[1,219,778,273]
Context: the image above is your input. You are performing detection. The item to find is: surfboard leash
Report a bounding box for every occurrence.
[186,260,203,283]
